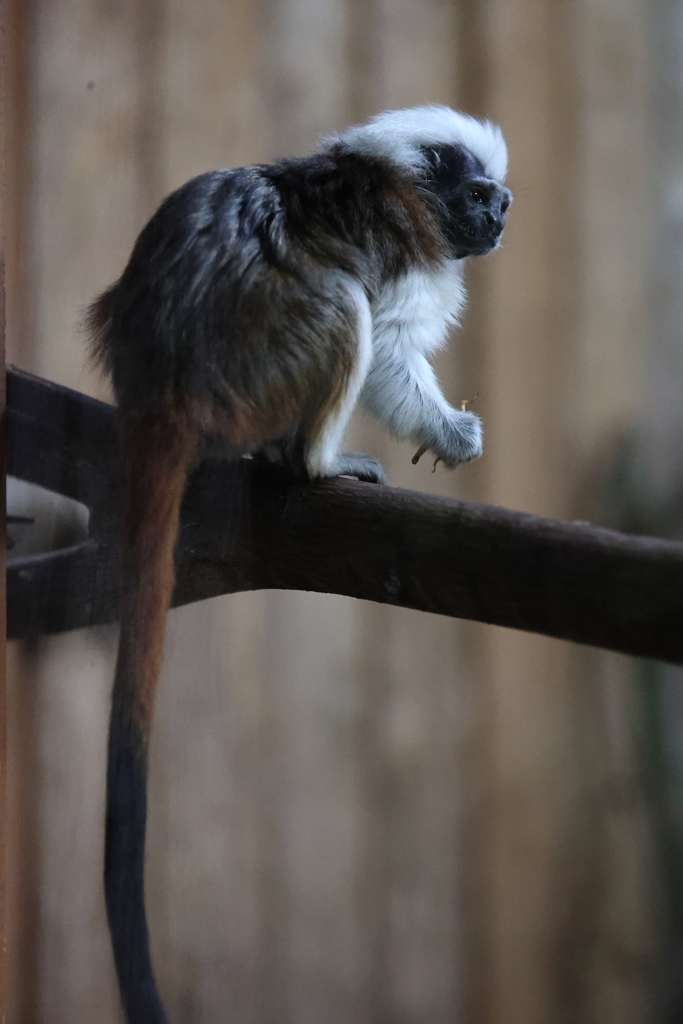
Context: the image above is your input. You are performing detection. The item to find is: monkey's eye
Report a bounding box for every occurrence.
[501,197,510,214]
[469,187,485,203]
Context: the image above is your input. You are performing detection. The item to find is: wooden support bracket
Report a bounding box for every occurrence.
[6,368,683,664]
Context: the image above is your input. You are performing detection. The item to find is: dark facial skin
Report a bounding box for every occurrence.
[421,144,512,258]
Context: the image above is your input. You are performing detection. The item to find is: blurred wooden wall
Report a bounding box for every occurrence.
[6,0,667,1022]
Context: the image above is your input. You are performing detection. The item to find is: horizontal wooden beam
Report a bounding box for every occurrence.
[7,368,683,664]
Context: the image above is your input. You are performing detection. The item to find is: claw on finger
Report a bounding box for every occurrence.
[432,456,441,473]
[412,444,429,465]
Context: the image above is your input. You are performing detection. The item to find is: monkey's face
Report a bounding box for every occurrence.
[422,144,512,259]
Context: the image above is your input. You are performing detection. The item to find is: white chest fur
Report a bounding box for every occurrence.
[371,260,467,357]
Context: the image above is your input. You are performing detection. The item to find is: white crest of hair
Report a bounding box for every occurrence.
[323,104,508,183]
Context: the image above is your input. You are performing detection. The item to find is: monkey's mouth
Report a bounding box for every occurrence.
[454,225,503,257]
[458,217,503,244]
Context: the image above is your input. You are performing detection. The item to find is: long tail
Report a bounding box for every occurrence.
[105,409,198,1024]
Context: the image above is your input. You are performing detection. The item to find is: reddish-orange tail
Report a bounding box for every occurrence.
[105,409,197,1024]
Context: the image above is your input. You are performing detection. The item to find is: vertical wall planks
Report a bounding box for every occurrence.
[7,0,664,1021]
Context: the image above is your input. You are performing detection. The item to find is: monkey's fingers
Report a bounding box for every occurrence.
[412,444,429,465]
[432,456,442,473]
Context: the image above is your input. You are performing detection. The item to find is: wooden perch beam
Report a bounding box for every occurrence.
[7,368,683,664]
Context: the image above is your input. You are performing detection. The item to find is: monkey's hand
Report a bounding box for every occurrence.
[420,409,483,469]
[335,452,388,485]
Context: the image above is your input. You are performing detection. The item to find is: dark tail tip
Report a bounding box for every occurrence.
[105,727,169,1024]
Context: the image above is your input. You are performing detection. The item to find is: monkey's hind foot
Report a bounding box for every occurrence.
[336,452,388,485]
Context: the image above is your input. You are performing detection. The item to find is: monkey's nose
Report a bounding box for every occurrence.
[485,215,507,238]
[484,211,504,234]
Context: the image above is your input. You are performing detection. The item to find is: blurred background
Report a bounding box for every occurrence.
[5,0,683,1021]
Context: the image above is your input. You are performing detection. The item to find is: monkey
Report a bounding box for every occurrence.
[86,105,510,1023]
